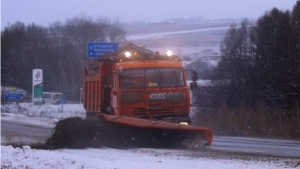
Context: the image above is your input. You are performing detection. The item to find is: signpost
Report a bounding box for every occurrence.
[87,42,119,58]
[32,69,43,105]
[60,98,66,104]
[60,98,66,119]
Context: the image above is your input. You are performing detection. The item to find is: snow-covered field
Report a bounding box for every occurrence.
[1,103,299,169]
[126,22,225,68]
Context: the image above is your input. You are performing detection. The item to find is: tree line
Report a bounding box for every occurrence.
[191,1,300,138]
[194,1,300,110]
[1,15,126,101]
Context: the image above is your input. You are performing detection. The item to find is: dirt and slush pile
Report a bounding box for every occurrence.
[32,116,196,149]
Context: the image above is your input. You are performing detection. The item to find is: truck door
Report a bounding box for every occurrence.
[110,73,118,115]
[103,73,112,114]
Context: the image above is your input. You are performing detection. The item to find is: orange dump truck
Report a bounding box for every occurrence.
[83,42,213,147]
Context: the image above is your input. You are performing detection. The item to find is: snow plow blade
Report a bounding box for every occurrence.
[98,113,213,148]
[45,114,213,149]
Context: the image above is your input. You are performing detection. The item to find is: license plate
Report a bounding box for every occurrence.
[150,92,183,100]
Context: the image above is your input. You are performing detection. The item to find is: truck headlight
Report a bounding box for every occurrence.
[124,51,131,57]
[166,50,173,57]
[180,122,188,125]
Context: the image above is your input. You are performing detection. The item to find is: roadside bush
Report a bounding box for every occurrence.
[192,101,300,138]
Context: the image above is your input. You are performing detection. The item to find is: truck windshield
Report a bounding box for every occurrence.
[119,68,185,89]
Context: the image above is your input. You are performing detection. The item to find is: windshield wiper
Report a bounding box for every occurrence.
[173,69,178,90]
[159,70,162,90]
[143,69,146,90]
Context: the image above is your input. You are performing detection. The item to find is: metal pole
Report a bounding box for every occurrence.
[61,102,64,119]
[80,88,82,104]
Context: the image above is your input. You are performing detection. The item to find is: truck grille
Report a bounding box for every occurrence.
[134,104,175,115]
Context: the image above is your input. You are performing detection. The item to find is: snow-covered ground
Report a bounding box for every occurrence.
[1,103,299,169]
[2,145,297,169]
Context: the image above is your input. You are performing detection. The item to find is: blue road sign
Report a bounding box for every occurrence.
[87,42,119,58]
[4,93,24,99]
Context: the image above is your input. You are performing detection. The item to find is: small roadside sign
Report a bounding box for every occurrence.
[9,87,16,91]
[32,69,43,105]
[4,93,24,99]
[87,42,119,58]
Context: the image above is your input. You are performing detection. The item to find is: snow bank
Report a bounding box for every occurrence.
[1,103,85,119]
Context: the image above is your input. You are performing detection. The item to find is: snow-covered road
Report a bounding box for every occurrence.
[1,103,300,168]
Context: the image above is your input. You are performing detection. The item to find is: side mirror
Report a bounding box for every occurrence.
[104,84,112,89]
[189,81,198,90]
[191,71,197,82]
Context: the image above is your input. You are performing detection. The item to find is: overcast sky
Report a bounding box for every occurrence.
[1,0,297,29]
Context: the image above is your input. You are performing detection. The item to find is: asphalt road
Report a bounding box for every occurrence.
[1,119,300,158]
[1,120,53,144]
[211,136,300,158]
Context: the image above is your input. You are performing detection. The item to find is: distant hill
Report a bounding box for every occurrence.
[125,19,254,65]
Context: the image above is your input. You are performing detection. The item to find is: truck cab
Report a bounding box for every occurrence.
[109,60,191,124]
